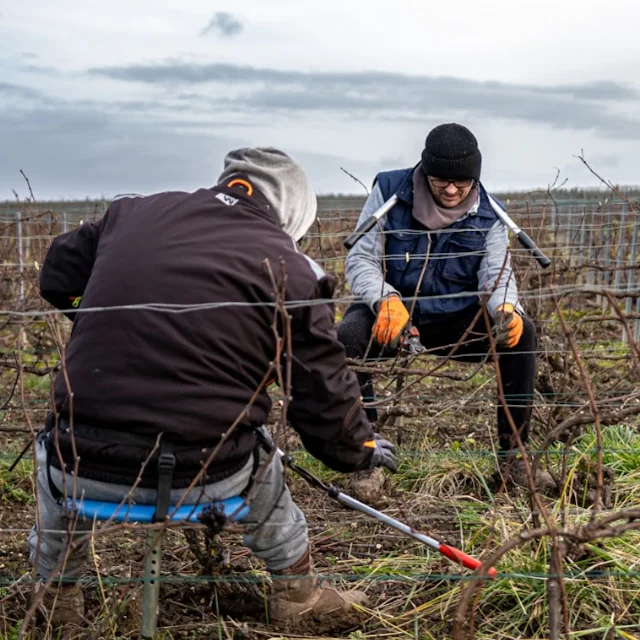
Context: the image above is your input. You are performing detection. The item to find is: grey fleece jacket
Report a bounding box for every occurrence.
[345,183,523,318]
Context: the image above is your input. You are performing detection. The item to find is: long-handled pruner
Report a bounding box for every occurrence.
[279,449,497,579]
[343,168,551,269]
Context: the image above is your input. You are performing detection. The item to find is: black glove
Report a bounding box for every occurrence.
[367,433,398,473]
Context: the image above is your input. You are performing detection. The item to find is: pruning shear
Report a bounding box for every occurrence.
[400,325,425,356]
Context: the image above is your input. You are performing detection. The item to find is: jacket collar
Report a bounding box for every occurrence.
[212,174,280,227]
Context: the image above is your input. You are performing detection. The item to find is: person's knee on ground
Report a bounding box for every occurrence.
[338,304,406,501]
[496,314,536,451]
[494,316,554,493]
[347,436,397,504]
[497,448,555,494]
[337,304,376,360]
[337,304,381,423]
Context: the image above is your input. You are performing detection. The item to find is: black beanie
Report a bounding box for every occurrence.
[421,123,482,181]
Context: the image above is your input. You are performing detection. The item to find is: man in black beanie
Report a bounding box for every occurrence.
[338,123,554,497]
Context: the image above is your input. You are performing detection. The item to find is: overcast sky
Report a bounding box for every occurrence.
[2,0,639,200]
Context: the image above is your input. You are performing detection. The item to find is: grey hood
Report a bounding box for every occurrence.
[217,147,317,241]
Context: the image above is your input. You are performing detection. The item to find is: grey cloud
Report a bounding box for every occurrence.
[6,106,110,138]
[1,106,234,199]
[88,61,639,101]
[200,12,243,37]
[91,61,275,84]
[0,102,375,199]
[545,80,639,101]
[20,63,59,74]
[0,81,45,100]
[214,84,640,141]
[2,51,58,74]
[85,61,640,139]
[378,155,406,168]
[5,61,639,199]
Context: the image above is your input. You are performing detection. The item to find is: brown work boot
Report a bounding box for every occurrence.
[32,580,86,635]
[499,452,555,495]
[348,467,386,504]
[269,548,369,625]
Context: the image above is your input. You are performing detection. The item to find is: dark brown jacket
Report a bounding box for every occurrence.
[40,181,374,487]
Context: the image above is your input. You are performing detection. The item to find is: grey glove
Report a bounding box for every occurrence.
[368,433,398,473]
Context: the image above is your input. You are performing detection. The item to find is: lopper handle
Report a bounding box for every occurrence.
[438,544,498,578]
[343,192,401,250]
[343,215,378,250]
[516,231,551,269]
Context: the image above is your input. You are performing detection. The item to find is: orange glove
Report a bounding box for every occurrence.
[494,303,523,348]
[373,295,410,348]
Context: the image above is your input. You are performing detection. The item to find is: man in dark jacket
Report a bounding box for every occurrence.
[338,124,553,497]
[29,147,397,630]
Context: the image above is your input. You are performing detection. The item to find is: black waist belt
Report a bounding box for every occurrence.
[44,420,261,522]
[57,421,214,451]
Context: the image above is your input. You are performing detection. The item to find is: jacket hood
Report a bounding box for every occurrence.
[217,147,317,241]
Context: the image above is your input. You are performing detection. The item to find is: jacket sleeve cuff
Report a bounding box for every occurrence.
[367,284,401,313]
[488,296,525,319]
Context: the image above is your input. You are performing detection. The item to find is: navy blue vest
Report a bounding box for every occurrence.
[376,168,499,325]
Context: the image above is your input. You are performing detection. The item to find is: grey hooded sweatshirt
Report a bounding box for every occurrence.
[217,147,317,242]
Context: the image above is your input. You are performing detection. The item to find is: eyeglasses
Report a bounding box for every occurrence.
[429,177,474,189]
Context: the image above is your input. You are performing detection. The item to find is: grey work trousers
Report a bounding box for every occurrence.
[28,439,308,579]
